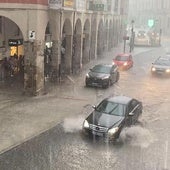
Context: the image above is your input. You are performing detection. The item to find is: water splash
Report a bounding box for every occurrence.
[62,115,85,133]
[120,126,156,148]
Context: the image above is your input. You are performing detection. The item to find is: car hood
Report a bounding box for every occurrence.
[152,64,170,69]
[89,72,109,78]
[86,111,124,128]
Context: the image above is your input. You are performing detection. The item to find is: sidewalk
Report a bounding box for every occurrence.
[0,43,154,154]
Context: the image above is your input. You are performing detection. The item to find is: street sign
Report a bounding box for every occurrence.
[29,30,36,40]
[148,19,154,28]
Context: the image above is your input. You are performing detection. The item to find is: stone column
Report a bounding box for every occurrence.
[23,40,45,96]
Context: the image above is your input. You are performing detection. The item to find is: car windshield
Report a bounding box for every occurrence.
[154,59,170,66]
[92,65,111,74]
[96,100,126,116]
[116,55,129,61]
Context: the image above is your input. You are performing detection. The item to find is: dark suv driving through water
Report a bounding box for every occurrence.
[82,96,143,141]
[85,64,119,88]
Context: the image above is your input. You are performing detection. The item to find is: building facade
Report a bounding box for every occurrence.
[128,0,170,35]
[0,0,129,95]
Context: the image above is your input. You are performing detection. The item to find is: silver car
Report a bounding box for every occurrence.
[151,56,170,76]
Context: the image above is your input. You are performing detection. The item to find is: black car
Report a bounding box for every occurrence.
[85,64,119,88]
[151,56,170,76]
[82,96,143,141]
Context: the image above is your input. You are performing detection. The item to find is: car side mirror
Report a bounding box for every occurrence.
[129,112,134,116]
[92,105,96,110]
[129,104,139,116]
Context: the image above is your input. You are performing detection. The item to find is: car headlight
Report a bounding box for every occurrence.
[112,61,115,65]
[123,62,128,66]
[83,120,89,129]
[151,67,156,72]
[166,69,170,73]
[86,73,89,78]
[108,127,119,135]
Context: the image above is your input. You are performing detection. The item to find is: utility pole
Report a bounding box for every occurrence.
[129,20,135,53]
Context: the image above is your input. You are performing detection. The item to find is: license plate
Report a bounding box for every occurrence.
[92,131,103,137]
[157,71,163,74]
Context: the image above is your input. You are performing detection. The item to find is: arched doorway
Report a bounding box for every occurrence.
[44,22,52,78]
[72,19,82,74]
[0,16,24,88]
[82,19,90,64]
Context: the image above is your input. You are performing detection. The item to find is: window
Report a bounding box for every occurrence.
[129,100,138,112]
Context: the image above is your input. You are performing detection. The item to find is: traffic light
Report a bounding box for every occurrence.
[148,19,154,28]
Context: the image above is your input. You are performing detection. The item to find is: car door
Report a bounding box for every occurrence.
[128,99,141,124]
[124,105,133,126]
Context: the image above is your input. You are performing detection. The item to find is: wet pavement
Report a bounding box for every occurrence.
[0,43,156,154]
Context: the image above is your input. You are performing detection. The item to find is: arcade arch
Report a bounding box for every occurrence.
[0,16,24,87]
[44,22,52,78]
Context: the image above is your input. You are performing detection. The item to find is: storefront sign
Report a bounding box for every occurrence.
[48,0,62,9]
[64,0,74,8]
[76,0,86,11]
[8,39,23,46]
[88,0,107,11]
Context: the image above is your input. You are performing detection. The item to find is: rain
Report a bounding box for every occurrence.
[0,0,170,170]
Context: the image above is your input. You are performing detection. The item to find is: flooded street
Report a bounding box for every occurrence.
[59,46,170,170]
[0,45,170,170]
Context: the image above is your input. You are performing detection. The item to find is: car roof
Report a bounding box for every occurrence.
[156,56,170,61]
[107,96,132,105]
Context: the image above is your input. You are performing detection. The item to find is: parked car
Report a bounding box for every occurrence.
[82,96,143,141]
[147,29,161,46]
[85,64,119,88]
[151,56,170,76]
[113,53,133,70]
